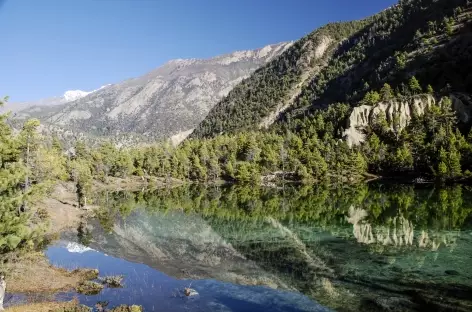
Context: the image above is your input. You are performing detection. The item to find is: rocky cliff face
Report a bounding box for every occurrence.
[16,42,292,143]
[343,94,472,146]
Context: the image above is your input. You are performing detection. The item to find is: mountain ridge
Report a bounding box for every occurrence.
[14,42,293,144]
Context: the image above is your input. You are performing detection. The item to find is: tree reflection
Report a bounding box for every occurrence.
[87,183,472,312]
[92,183,472,235]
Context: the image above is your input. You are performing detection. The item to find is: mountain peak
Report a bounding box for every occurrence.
[63,90,91,102]
[63,84,111,102]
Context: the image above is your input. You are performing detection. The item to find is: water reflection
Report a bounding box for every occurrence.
[73,183,472,311]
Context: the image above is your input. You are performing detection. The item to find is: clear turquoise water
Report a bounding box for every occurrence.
[46,183,472,311]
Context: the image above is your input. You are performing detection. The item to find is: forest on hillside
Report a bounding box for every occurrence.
[192,0,472,139]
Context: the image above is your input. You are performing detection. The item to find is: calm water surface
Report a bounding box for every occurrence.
[46,183,472,311]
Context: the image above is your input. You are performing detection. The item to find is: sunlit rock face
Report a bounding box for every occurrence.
[343,94,472,147]
[344,95,436,147]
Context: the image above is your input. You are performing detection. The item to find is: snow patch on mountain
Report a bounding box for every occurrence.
[64,84,111,102]
[64,90,91,102]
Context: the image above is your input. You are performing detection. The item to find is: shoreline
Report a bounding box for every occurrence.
[3,177,169,311]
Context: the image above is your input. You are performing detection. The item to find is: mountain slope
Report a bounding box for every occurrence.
[190,21,368,138]
[191,0,472,139]
[17,43,292,143]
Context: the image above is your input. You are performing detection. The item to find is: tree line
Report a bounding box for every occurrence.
[2,84,472,252]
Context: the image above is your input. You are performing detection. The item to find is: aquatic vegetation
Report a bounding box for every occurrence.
[108,305,142,312]
[99,275,124,288]
[72,268,99,281]
[76,281,104,295]
[7,301,91,312]
[52,305,91,312]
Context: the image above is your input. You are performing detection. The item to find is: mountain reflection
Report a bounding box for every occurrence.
[81,183,472,311]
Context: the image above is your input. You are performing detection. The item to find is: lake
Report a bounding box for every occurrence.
[46,183,472,311]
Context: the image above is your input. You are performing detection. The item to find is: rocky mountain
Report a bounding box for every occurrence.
[9,86,109,114]
[191,0,472,139]
[15,42,292,144]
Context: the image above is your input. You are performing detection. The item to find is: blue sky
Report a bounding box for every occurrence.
[0,0,397,102]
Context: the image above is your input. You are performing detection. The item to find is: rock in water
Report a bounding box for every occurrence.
[184,287,199,298]
[445,270,460,276]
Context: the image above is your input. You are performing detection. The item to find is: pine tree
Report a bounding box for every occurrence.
[395,51,407,70]
[71,159,92,209]
[0,97,43,252]
[51,135,63,152]
[224,159,236,180]
[361,91,381,105]
[350,151,368,176]
[18,119,41,212]
[380,83,393,101]
[443,17,454,36]
[235,162,252,183]
[414,29,422,41]
[426,85,434,94]
[438,161,448,179]
[448,145,462,179]
[409,76,422,94]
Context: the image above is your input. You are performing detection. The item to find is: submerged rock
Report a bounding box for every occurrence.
[360,296,417,311]
[445,270,460,276]
[184,287,199,297]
